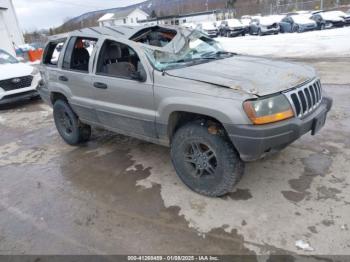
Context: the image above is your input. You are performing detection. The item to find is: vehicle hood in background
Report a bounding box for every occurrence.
[227,19,244,28]
[260,17,280,26]
[321,13,346,22]
[166,55,316,97]
[0,63,33,81]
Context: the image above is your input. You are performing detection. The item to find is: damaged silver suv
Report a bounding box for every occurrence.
[38,25,332,197]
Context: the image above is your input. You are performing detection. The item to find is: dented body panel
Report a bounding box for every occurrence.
[165,55,316,96]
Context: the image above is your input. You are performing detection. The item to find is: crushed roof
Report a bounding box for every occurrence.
[48,25,146,41]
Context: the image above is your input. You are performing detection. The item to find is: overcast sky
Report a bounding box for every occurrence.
[13,0,146,31]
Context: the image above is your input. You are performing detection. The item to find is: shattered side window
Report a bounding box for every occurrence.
[43,39,66,66]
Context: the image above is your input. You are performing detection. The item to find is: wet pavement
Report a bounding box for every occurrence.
[0,61,350,256]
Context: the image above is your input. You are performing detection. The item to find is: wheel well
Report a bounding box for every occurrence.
[167,111,227,142]
[51,92,68,105]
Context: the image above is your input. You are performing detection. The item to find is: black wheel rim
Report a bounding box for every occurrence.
[57,108,74,135]
[184,142,217,178]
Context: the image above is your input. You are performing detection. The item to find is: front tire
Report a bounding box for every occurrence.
[293,25,299,33]
[170,122,244,197]
[53,100,91,145]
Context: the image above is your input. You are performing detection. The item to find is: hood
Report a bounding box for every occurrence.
[260,17,280,26]
[291,15,316,25]
[321,13,345,21]
[0,63,34,80]
[166,56,316,97]
[201,23,217,30]
[227,19,244,28]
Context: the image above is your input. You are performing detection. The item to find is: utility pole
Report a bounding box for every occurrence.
[270,3,273,15]
[320,0,324,10]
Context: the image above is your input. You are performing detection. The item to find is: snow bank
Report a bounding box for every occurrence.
[217,27,350,58]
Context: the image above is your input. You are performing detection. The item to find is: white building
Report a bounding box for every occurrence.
[0,0,24,56]
[98,8,149,27]
[139,10,218,27]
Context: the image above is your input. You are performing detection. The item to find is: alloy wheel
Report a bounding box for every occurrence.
[184,142,217,178]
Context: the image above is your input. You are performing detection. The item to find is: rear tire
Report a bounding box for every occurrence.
[53,100,91,145]
[170,122,244,197]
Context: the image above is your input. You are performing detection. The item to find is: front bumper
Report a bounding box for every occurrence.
[0,90,39,105]
[226,97,333,161]
[204,31,219,38]
[228,28,245,36]
[261,27,279,35]
[329,21,345,27]
[0,74,41,105]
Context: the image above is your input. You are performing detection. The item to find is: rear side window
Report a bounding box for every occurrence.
[62,37,97,73]
[43,39,66,66]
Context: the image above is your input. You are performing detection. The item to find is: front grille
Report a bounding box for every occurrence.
[284,79,323,118]
[0,75,33,91]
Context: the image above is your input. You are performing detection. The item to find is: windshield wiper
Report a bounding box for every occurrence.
[200,51,234,59]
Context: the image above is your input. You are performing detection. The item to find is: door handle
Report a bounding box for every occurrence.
[59,76,68,82]
[93,82,108,89]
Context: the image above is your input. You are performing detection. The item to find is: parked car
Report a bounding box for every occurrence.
[0,48,41,105]
[218,19,246,37]
[240,16,252,34]
[311,11,346,29]
[39,25,332,197]
[322,11,350,26]
[197,22,218,38]
[249,16,280,35]
[280,15,317,33]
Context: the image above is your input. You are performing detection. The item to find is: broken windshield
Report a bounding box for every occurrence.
[143,30,234,71]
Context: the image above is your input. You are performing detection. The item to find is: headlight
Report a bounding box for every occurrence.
[243,94,294,125]
[31,67,39,76]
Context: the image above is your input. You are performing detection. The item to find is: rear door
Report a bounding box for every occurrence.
[280,17,292,32]
[59,36,100,123]
[91,37,157,140]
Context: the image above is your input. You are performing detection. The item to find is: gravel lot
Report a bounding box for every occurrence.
[0,28,350,257]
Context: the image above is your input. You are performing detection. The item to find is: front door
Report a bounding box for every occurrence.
[91,38,156,140]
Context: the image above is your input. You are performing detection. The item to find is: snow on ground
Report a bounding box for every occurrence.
[217,27,350,58]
